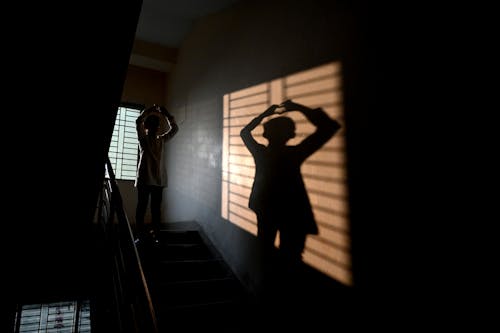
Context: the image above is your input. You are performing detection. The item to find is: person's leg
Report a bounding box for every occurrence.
[257,213,278,254]
[278,228,306,272]
[256,212,279,303]
[276,228,307,317]
[135,185,150,238]
[150,186,164,239]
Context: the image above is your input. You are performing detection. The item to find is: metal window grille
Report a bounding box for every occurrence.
[109,106,141,180]
[15,300,91,333]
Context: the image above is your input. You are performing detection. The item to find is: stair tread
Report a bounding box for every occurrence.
[137,225,255,331]
[154,296,249,312]
[159,242,210,248]
[158,258,223,264]
[153,276,237,286]
[157,299,243,311]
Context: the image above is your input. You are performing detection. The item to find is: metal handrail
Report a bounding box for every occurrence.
[94,157,158,333]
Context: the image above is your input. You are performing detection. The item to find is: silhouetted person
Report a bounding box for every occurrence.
[240,100,341,272]
[135,105,178,244]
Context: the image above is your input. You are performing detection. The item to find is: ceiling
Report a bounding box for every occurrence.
[135,0,242,48]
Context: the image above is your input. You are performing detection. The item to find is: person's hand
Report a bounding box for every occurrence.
[280,99,301,111]
[275,105,287,114]
[262,104,279,117]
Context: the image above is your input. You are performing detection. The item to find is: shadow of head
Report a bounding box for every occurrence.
[263,117,295,145]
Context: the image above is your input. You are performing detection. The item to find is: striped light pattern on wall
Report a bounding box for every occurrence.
[222,62,352,285]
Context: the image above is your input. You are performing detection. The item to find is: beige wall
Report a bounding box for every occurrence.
[131,39,178,64]
[121,64,168,107]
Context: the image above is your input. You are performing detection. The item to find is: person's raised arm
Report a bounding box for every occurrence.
[281,100,340,132]
[151,105,178,141]
[162,113,179,141]
[280,99,341,156]
[136,108,150,140]
[240,104,279,149]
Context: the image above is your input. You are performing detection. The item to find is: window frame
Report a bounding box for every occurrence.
[108,102,144,181]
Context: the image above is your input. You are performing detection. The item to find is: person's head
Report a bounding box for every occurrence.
[263,116,295,145]
[144,114,160,134]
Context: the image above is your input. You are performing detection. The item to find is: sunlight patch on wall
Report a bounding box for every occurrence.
[222,62,351,285]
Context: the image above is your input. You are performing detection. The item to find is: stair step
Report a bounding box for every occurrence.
[158,299,239,312]
[136,225,257,333]
[158,230,203,244]
[155,300,256,332]
[148,258,230,283]
[158,243,216,260]
[152,277,247,307]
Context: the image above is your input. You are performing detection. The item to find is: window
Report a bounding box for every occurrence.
[15,300,91,332]
[109,104,142,180]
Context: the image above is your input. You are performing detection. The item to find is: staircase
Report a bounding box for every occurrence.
[136,222,256,333]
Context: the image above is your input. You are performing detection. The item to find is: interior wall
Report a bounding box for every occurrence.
[122,64,168,107]
[164,0,372,296]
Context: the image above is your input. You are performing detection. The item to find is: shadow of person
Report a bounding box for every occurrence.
[240,100,341,313]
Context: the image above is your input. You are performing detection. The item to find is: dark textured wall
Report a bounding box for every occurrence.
[163,0,375,295]
[6,0,143,306]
